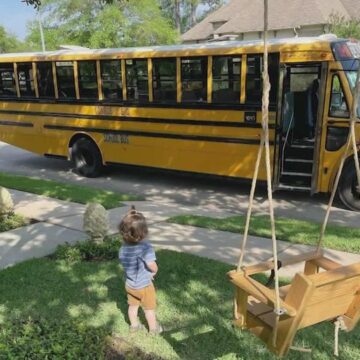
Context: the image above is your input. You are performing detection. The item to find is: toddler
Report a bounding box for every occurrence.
[119,206,162,334]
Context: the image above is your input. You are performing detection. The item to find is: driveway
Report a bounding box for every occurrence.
[1,141,359,227]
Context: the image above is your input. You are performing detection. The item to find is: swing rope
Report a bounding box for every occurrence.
[235,1,360,352]
[317,59,360,252]
[235,0,283,347]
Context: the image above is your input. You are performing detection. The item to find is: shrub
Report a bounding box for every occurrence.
[0,213,28,233]
[0,187,14,218]
[83,203,110,243]
[54,236,121,262]
[0,317,107,359]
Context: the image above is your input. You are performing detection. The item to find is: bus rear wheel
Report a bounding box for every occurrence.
[71,138,103,178]
[338,161,360,211]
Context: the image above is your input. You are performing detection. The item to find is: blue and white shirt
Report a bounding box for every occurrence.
[119,241,156,289]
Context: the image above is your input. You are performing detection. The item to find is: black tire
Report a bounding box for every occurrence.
[71,138,103,178]
[338,160,360,211]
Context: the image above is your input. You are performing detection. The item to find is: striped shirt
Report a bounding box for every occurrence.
[119,241,156,289]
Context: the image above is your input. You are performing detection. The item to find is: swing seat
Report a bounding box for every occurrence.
[228,251,360,358]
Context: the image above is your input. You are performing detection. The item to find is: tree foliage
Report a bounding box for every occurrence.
[25,0,178,50]
[22,0,127,8]
[159,0,226,33]
[329,14,360,40]
[0,26,23,53]
[22,0,42,9]
[24,0,227,51]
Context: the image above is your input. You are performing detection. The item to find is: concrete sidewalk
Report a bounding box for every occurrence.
[0,190,359,278]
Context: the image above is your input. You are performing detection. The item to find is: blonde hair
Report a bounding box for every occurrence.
[119,206,148,244]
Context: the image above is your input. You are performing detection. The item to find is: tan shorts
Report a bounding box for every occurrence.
[126,283,157,310]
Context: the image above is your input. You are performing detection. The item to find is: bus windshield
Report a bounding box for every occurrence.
[345,62,360,118]
[333,41,360,117]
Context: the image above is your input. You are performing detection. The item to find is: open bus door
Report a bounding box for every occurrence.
[275,61,328,194]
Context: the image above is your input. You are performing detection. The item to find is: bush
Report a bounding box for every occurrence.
[0,317,107,359]
[83,203,110,243]
[0,186,14,217]
[0,213,28,233]
[54,236,121,262]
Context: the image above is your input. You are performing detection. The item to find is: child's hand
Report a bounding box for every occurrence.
[146,261,158,274]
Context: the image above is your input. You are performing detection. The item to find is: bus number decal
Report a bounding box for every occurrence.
[244,111,257,124]
[104,134,129,144]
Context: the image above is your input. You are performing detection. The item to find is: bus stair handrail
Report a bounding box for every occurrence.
[281,113,294,174]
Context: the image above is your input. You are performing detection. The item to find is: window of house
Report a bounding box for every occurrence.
[37,62,55,98]
[181,57,207,102]
[17,63,36,97]
[78,61,98,99]
[0,63,16,97]
[212,56,241,103]
[152,58,176,102]
[126,59,148,102]
[101,60,122,100]
[329,74,349,118]
[56,61,76,99]
[246,54,279,104]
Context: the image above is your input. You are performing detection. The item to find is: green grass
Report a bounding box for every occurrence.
[168,215,360,254]
[0,172,143,209]
[0,249,359,359]
[0,213,28,233]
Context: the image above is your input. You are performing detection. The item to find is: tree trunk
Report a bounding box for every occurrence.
[190,2,197,27]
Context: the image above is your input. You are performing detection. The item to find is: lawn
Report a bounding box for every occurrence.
[0,246,359,359]
[0,172,143,209]
[168,215,360,254]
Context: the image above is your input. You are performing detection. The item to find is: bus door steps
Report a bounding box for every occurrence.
[283,158,313,173]
[285,145,314,160]
[281,171,312,177]
[277,184,311,192]
[279,173,312,188]
[280,139,314,189]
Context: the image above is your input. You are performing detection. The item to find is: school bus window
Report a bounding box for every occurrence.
[56,61,76,99]
[78,61,98,100]
[268,54,279,103]
[37,62,55,98]
[246,54,279,104]
[329,74,349,118]
[126,59,149,103]
[0,63,16,98]
[181,57,207,102]
[212,56,241,103]
[17,63,36,98]
[246,55,262,103]
[101,60,122,100]
[290,66,319,92]
[152,58,176,102]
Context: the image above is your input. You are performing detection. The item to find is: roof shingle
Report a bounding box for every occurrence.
[182,0,360,42]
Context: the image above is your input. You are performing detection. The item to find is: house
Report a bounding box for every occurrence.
[182,0,360,43]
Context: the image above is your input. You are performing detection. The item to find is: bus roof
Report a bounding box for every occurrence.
[0,34,340,62]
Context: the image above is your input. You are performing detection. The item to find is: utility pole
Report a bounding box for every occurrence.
[37,10,46,52]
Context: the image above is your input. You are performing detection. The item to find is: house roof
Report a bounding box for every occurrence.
[182,0,360,42]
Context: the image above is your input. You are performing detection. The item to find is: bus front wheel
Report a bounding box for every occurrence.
[338,160,360,211]
[71,138,103,178]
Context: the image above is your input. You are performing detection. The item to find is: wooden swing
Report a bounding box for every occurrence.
[228,1,360,357]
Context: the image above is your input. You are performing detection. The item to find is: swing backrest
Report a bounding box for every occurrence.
[229,260,360,358]
[297,262,360,330]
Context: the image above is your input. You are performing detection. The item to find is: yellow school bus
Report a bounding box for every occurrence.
[0,35,359,210]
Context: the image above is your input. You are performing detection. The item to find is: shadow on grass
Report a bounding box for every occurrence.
[0,250,359,359]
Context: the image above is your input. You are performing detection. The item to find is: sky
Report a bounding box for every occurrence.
[0,0,36,40]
